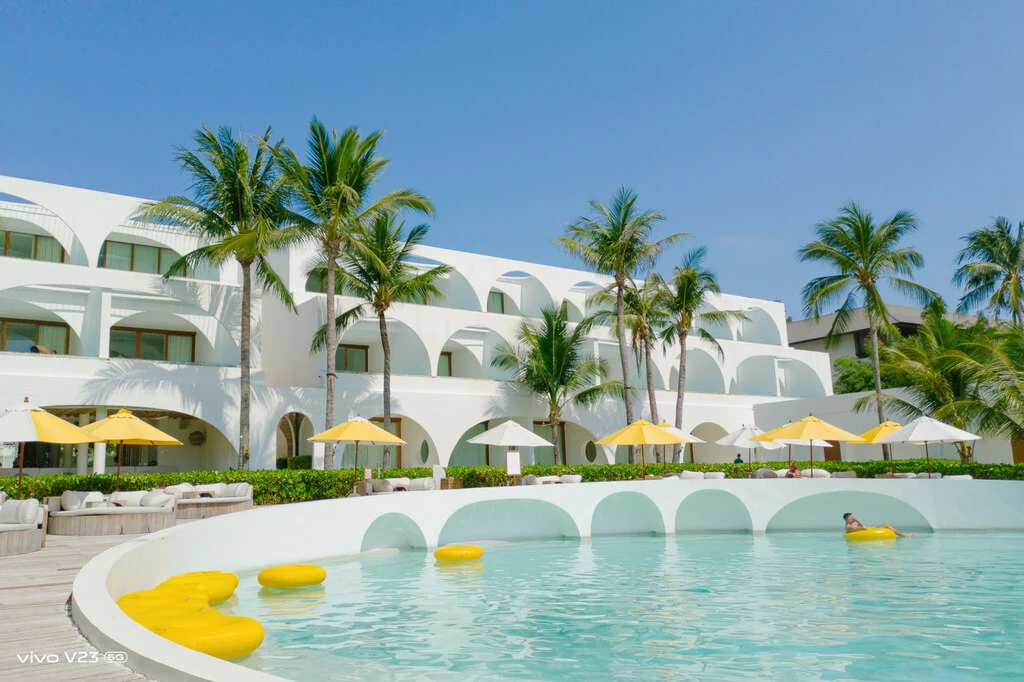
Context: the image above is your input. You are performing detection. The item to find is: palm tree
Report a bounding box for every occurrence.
[592,274,669,458]
[950,323,1024,447]
[954,217,1024,324]
[799,200,935,458]
[862,301,989,462]
[274,118,434,469]
[310,212,450,469]
[557,187,684,461]
[491,307,622,465]
[659,248,744,462]
[135,126,295,468]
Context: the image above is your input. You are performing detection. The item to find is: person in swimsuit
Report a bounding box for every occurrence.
[843,512,913,537]
[784,464,801,478]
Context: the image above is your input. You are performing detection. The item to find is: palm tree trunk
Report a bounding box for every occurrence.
[868,321,890,462]
[378,311,393,470]
[550,410,562,465]
[673,326,688,463]
[643,336,660,461]
[615,276,636,463]
[239,260,251,469]
[323,251,337,470]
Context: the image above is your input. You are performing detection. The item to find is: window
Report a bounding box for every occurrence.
[336,344,369,372]
[585,441,598,463]
[109,327,195,362]
[438,351,453,377]
[99,240,184,276]
[487,290,505,314]
[853,331,869,359]
[0,229,65,263]
[0,318,70,354]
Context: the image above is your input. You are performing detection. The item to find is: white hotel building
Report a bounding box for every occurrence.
[0,175,836,475]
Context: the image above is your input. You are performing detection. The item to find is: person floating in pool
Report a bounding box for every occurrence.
[843,512,913,538]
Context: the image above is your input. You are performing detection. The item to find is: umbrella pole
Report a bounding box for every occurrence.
[787,444,792,465]
[354,441,360,494]
[925,443,932,477]
[890,444,895,477]
[809,443,813,479]
[640,445,646,478]
[115,442,124,492]
[663,445,667,475]
[17,442,25,499]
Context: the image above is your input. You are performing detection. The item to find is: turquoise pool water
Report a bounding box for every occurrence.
[225,533,1024,680]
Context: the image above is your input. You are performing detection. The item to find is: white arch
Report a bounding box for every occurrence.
[438,324,515,380]
[337,318,432,377]
[737,306,782,345]
[486,271,556,318]
[689,422,733,463]
[778,358,827,398]
[108,310,227,365]
[0,289,86,354]
[731,356,778,396]
[0,192,89,265]
[668,349,727,394]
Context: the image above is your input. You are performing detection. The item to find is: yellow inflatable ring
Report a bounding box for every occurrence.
[159,574,236,605]
[258,564,327,588]
[117,589,210,615]
[178,570,239,590]
[151,615,264,660]
[434,545,484,561]
[136,607,225,631]
[845,527,897,542]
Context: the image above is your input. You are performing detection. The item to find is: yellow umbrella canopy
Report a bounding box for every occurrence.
[751,416,864,443]
[597,419,687,477]
[80,408,182,490]
[0,397,92,498]
[858,421,903,443]
[309,417,407,491]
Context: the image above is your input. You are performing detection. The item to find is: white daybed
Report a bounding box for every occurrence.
[46,490,176,535]
[0,495,47,556]
[165,482,254,520]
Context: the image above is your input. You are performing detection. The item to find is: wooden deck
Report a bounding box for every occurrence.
[0,533,148,681]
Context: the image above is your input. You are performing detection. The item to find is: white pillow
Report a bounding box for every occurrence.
[385,477,411,489]
[60,490,104,511]
[560,475,583,484]
[194,483,227,498]
[109,490,149,507]
[704,472,726,480]
[140,491,173,508]
[407,478,434,491]
[520,474,540,485]
[0,499,40,524]
[223,482,253,498]
[680,470,705,480]
[371,479,393,493]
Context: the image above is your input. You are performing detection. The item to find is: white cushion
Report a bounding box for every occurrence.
[141,491,174,508]
[520,474,540,485]
[704,472,726,480]
[407,478,435,492]
[0,499,39,524]
[919,472,943,479]
[559,475,583,484]
[164,482,196,499]
[679,470,705,480]
[893,472,916,479]
[801,468,832,479]
[944,474,973,480]
[537,475,561,484]
[370,479,393,493]
[832,471,857,478]
[223,482,253,498]
[194,483,227,498]
[109,490,149,507]
[60,490,104,511]
[0,522,38,532]
[386,477,411,489]
[755,468,778,478]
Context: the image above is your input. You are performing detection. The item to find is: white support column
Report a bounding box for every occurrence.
[92,407,107,474]
[76,412,91,474]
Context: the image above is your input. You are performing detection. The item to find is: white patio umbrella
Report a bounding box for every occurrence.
[468,419,552,466]
[716,425,784,469]
[0,397,90,498]
[655,422,703,467]
[876,415,980,477]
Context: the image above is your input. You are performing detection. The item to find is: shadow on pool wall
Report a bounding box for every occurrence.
[591,491,664,536]
[436,499,580,546]
[766,491,934,532]
[361,513,428,551]
[676,490,754,533]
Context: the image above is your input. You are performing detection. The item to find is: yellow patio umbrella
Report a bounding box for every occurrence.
[309,417,407,491]
[858,421,903,477]
[0,397,91,498]
[596,419,688,478]
[80,408,182,491]
[752,415,864,474]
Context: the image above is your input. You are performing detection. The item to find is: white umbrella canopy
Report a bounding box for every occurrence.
[717,426,786,451]
[467,420,553,448]
[778,439,833,448]
[877,416,981,476]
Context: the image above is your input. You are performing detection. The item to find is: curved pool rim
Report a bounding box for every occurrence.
[72,478,1024,682]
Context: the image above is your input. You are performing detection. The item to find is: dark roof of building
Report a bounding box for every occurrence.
[787,305,978,344]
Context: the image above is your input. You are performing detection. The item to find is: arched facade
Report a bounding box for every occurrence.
[731,356,778,396]
[737,307,782,345]
[778,358,827,398]
[689,422,733,463]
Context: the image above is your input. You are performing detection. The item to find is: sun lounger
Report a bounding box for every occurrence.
[0,498,46,556]
[47,489,175,535]
[918,472,943,479]
[559,475,583,484]
[165,482,254,519]
[831,471,857,478]
[944,474,973,480]
[801,468,832,478]
[754,468,779,478]
[704,472,726,480]
[679,470,705,480]
[893,472,916,479]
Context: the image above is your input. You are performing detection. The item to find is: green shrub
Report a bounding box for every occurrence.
[1,460,1020,505]
[275,457,288,470]
[287,456,313,470]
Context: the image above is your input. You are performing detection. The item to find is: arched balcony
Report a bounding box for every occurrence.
[736,306,782,345]
[335,319,431,377]
[438,326,515,380]
[778,358,827,398]
[668,349,727,394]
[487,271,555,318]
[731,356,779,396]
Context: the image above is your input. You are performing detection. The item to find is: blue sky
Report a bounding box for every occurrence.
[3,1,1023,318]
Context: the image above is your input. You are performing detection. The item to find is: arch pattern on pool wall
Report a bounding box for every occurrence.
[591,492,664,536]
[765,491,934,532]
[438,499,581,546]
[361,513,429,552]
[676,490,753,533]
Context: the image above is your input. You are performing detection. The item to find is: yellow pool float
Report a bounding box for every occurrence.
[178,570,240,590]
[258,564,327,588]
[150,614,264,660]
[117,589,210,615]
[844,527,897,542]
[159,573,236,605]
[434,545,484,561]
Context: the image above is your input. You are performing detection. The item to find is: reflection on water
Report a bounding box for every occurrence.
[228,533,1024,681]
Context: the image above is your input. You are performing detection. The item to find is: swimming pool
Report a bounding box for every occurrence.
[223,532,1024,680]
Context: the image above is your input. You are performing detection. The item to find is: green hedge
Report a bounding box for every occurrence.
[287,456,313,470]
[2,460,1021,505]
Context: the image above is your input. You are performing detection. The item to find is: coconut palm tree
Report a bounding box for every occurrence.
[592,274,669,455]
[799,201,935,458]
[135,126,296,468]
[273,118,434,469]
[659,248,745,462]
[954,217,1024,324]
[310,212,450,469]
[491,307,622,465]
[557,187,684,461]
[862,301,989,462]
[950,323,1024,447]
